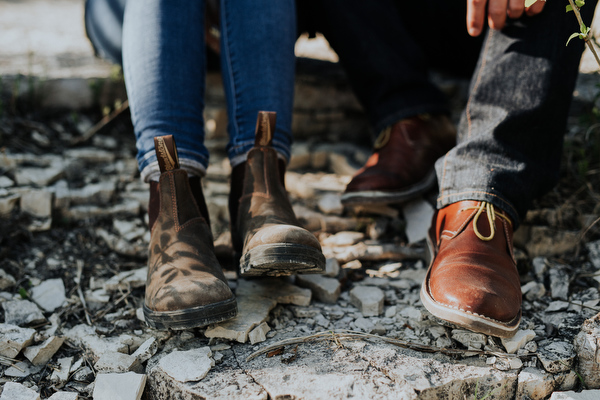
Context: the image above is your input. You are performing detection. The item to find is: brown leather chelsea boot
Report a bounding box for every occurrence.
[144,135,237,330]
[230,111,325,277]
[420,200,522,338]
[342,114,456,206]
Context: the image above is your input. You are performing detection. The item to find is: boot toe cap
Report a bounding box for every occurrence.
[246,224,321,251]
[428,259,521,323]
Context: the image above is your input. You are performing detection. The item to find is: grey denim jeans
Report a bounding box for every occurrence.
[436,0,598,225]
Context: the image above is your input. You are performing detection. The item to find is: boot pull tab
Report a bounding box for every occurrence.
[154,135,180,173]
[254,111,276,147]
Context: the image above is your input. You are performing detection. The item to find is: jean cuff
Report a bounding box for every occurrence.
[228,139,290,167]
[140,158,208,183]
[436,189,521,229]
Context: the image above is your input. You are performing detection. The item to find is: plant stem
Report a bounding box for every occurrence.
[568,0,600,68]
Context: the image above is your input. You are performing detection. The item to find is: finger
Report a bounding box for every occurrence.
[467,0,488,37]
[487,0,509,31]
[507,0,525,19]
[525,0,545,16]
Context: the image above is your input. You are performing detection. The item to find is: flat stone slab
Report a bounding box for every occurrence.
[93,372,147,400]
[205,295,277,343]
[550,390,600,400]
[157,347,214,382]
[296,274,341,304]
[0,323,36,358]
[63,324,147,361]
[30,278,67,312]
[2,299,46,327]
[146,349,266,400]
[229,338,518,400]
[23,336,65,366]
[236,278,311,306]
[95,351,143,373]
[0,382,40,400]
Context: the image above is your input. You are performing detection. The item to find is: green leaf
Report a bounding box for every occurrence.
[581,23,589,33]
[567,32,581,46]
[18,287,28,299]
[525,0,537,6]
[576,0,586,7]
[566,5,574,12]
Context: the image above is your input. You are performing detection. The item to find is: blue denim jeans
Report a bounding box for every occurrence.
[301,0,597,226]
[86,0,296,182]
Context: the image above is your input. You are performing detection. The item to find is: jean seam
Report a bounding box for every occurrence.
[440,29,494,200]
[220,0,240,143]
[466,29,493,140]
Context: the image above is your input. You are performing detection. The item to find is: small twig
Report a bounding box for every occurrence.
[75,262,92,326]
[246,330,518,362]
[71,99,130,145]
[565,299,600,312]
[0,355,23,369]
[568,0,600,68]
[93,288,132,321]
[580,215,600,240]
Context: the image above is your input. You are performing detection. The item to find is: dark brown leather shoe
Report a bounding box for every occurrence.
[420,200,522,338]
[341,114,456,206]
[144,135,237,330]
[230,111,325,277]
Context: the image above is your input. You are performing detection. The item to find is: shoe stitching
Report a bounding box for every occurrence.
[261,148,272,199]
[501,216,517,262]
[169,171,206,232]
[169,173,180,232]
[440,207,478,240]
[432,294,516,326]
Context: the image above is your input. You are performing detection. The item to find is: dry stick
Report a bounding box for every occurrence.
[568,0,600,68]
[72,99,130,145]
[0,356,25,372]
[75,262,92,326]
[566,299,600,312]
[246,329,518,362]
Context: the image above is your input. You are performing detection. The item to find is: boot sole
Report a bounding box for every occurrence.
[419,233,521,338]
[341,170,436,206]
[240,243,325,277]
[143,296,237,331]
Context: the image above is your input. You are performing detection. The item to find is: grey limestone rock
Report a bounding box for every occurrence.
[0,323,36,358]
[2,299,46,326]
[349,286,384,317]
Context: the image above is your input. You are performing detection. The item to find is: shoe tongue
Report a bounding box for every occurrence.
[154,135,180,173]
[254,111,276,147]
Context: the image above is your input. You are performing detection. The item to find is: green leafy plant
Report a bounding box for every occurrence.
[564,0,600,68]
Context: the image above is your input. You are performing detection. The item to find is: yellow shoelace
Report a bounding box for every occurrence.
[373,126,392,149]
[464,202,512,241]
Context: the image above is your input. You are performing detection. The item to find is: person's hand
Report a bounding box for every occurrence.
[466,0,546,37]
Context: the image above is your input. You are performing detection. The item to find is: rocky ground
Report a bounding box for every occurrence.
[2,1,600,400]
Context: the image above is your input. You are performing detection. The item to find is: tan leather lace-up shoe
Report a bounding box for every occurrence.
[144,135,237,330]
[341,114,456,206]
[420,200,522,338]
[231,111,325,277]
